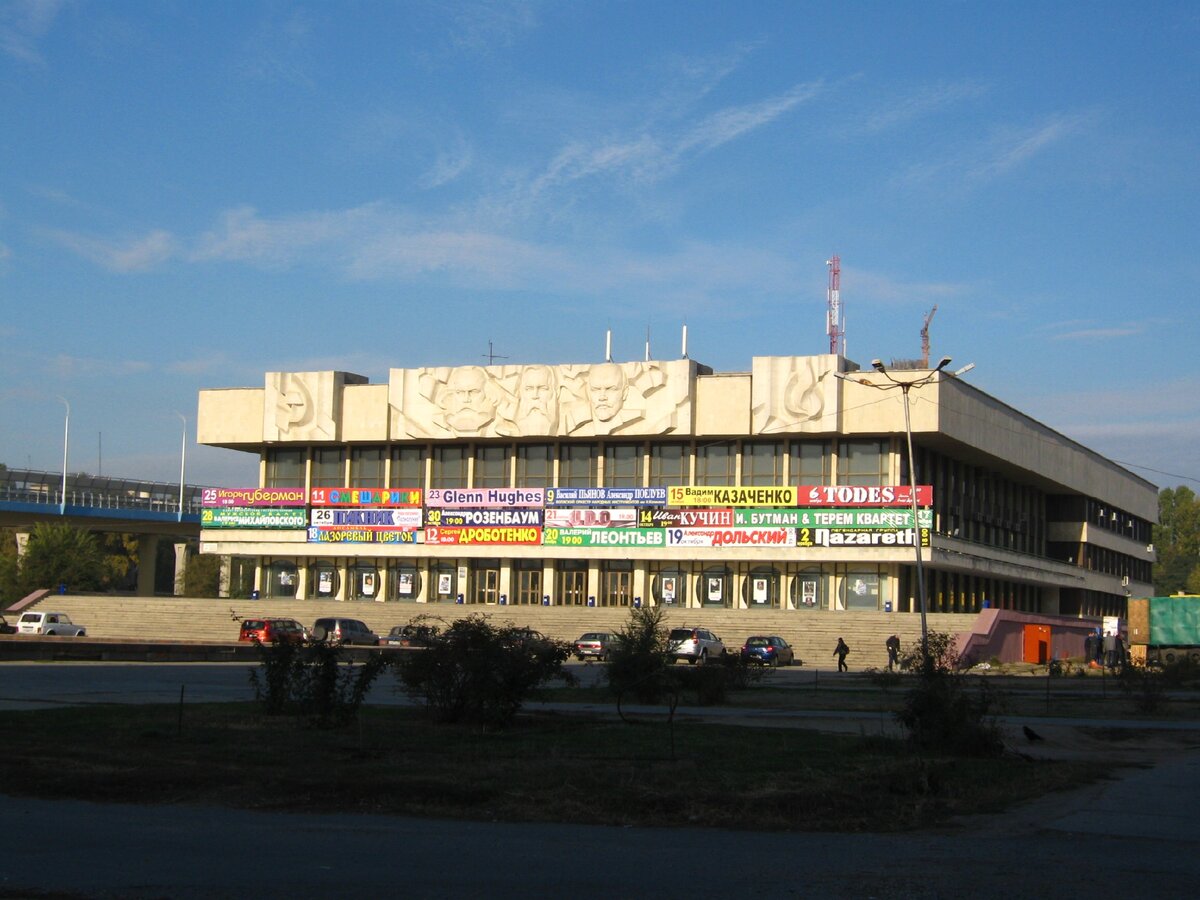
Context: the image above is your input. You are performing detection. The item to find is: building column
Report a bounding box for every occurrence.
[499,561,513,607]
[173,542,188,596]
[137,534,160,596]
[14,531,30,558]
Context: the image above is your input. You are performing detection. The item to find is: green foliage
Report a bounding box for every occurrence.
[1154,486,1200,595]
[605,605,674,703]
[249,638,386,728]
[18,523,106,594]
[183,553,223,598]
[895,630,1004,757]
[391,614,573,729]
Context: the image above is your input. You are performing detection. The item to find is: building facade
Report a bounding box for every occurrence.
[196,354,1156,618]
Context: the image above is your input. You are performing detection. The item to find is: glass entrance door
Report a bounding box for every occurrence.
[557,566,587,606]
[471,563,500,604]
[515,567,542,604]
[601,569,632,607]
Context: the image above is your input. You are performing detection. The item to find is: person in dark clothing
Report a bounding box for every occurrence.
[834,637,850,672]
[885,634,901,671]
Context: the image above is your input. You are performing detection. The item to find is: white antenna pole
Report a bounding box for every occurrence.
[681,324,688,359]
[605,329,612,362]
[645,326,651,361]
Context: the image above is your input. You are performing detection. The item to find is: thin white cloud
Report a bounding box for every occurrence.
[898,111,1095,188]
[0,240,10,261]
[677,81,823,155]
[419,138,475,189]
[443,0,539,52]
[191,204,383,265]
[523,80,823,200]
[44,228,176,271]
[47,353,151,378]
[234,7,315,87]
[862,81,987,133]
[845,267,971,306]
[1051,325,1143,341]
[0,0,63,64]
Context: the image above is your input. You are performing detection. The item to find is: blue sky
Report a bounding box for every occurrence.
[1,0,1197,492]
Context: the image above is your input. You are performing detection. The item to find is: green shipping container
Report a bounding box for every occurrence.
[1148,596,1200,645]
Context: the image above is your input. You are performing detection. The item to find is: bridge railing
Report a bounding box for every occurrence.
[0,467,209,516]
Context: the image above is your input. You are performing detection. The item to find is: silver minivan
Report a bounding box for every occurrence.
[311,617,379,646]
[667,627,725,664]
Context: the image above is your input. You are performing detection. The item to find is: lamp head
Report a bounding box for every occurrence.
[871,359,885,372]
[933,356,952,372]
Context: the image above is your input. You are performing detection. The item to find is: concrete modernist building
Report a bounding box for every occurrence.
[196,354,1156,618]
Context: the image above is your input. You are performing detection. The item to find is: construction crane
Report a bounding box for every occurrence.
[920,306,937,368]
[826,255,843,356]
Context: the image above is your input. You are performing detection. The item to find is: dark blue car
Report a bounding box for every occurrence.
[740,635,795,667]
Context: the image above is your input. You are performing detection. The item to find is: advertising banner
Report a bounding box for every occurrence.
[310,508,423,529]
[544,508,637,528]
[202,487,307,508]
[306,527,422,544]
[639,508,735,528]
[542,527,665,547]
[735,508,933,528]
[797,527,930,548]
[201,508,308,528]
[797,485,933,507]
[664,527,796,548]
[544,487,668,507]
[426,508,543,527]
[424,525,543,545]
[666,485,797,507]
[309,488,422,507]
[425,488,545,508]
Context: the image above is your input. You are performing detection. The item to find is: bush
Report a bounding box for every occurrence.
[249,638,386,728]
[605,605,675,704]
[183,553,222,598]
[391,614,572,729]
[894,631,1003,757]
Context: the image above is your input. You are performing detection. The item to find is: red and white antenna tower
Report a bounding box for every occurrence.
[826,255,844,356]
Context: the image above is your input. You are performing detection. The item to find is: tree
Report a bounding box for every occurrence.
[1154,487,1200,595]
[184,553,223,598]
[18,523,106,594]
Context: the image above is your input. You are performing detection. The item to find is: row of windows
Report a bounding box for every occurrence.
[265,439,886,490]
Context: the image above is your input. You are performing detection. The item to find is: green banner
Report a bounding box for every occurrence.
[201,508,308,528]
[542,527,665,547]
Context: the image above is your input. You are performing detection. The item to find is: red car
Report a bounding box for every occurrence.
[238,618,307,644]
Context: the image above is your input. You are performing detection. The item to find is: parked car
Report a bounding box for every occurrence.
[667,627,725,664]
[381,623,439,648]
[238,617,307,644]
[0,615,16,634]
[740,635,795,667]
[573,631,613,661]
[16,611,87,637]
[311,617,379,646]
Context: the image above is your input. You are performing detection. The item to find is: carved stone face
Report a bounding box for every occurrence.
[443,366,494,431]
[517,365,557,430]
[587,364,627,422]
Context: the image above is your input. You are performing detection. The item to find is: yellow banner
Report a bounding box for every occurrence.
[666,485,797,507]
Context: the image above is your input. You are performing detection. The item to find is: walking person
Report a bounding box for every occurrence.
[885,634,900,671]
[834,637,850,672]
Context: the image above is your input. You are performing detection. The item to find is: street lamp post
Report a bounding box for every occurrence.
[57,396,70,516]
[837,356,971,670]
[175,411,187,522]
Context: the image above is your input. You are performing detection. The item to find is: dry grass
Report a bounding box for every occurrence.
[0,702,1111,832]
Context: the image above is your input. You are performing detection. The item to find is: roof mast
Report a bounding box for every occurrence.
[826,255,844,356]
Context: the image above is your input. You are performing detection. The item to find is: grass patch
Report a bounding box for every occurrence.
[0,702,1109,832]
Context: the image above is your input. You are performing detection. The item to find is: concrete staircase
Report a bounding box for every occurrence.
[17,594,974,671]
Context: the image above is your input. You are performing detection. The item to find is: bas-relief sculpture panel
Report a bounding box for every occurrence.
[750,356,839,435]
[388,360,693,439]
[263,371,339,441]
